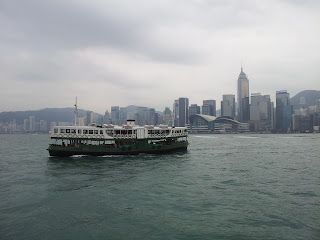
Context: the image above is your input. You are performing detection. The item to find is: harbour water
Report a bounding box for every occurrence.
[0,134,319,240]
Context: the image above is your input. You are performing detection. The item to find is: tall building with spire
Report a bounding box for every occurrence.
[237,67,250,122]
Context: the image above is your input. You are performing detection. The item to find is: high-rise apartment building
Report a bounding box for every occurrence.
[23,119,29,131]
[202,100,216,116]
[39,120,48,132]
[316,98,320,113]
[237,67,250,122]
[29,116,35,131]
[276,90,292,131]
[86,111,94,125]
[174,97,189,127]
[221,94,235,117]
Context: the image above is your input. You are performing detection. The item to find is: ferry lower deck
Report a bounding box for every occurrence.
[48,137,188,157]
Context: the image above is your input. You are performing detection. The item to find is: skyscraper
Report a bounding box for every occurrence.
[111,106,120,124]
[174,97,189,127]
[202,99,216,116]
[221,94,235,117]
[237,67,250,122]
[120,107,127,124]
[189,104,200,117]
[276,90,292,131]
[250,93,273,131]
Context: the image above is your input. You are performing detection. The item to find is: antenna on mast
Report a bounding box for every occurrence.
[74,96,78,126]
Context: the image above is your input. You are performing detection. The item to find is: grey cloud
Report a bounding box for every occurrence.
[1,0,206,64]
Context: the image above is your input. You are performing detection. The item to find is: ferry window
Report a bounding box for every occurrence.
[78,129,82,134]
[89,130,94,134]
[66,129,70,133]
[94,130,99,134]
[100,130,103,134]
[122,130,127,135]
[115,130,120,134]
[128,130,132,134]
[71,129,76,134]
[148,130,151,134]
[54,128,58,133]
[83,130,88,134]
[60,129,65,133]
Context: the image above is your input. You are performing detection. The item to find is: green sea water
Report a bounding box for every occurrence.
[0,134,319,240]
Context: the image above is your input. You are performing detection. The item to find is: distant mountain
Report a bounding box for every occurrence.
[291,90,320,110]
[0,108,101,124]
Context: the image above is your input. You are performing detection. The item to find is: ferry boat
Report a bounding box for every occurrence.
[47,120,188,157]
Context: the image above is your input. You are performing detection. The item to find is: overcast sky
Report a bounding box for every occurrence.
[0,0,319,113]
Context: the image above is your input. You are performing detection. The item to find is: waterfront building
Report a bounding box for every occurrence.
[189,114,216,133]
[293,114,312,132]
[276,90,293,132]
[174,97,189,127]
[189,104,200,118]
[189,114,240,133]
[237,67,250,122]
[250,93,273,131]
[238,122,250,132]
[221,94,235,118]
[292,106,317,132]
[202,100,216,116]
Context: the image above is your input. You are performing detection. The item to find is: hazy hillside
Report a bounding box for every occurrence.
[291,90,320,109]
[0,105,160,124]
[0,108,97,124]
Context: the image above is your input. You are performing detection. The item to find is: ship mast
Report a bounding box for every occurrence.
[74,96,78,126]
